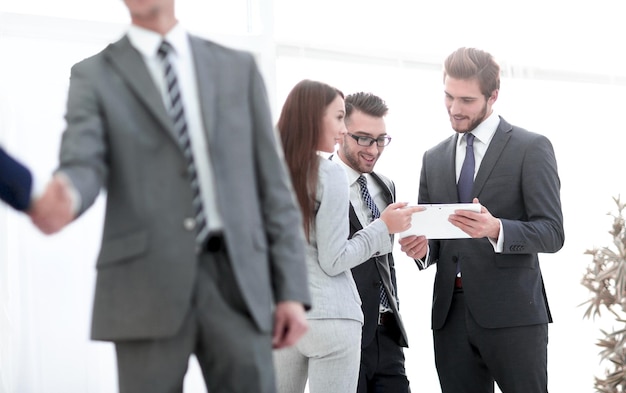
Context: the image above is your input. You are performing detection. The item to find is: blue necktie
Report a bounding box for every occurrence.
[357,175,391,309]
[457,133,475,203]
[158,41,208,245]
[455,133,475,277]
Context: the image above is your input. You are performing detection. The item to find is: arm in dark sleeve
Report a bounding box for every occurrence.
[0,147,33,211]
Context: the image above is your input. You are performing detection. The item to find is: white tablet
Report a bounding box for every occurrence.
[398,203,481,239]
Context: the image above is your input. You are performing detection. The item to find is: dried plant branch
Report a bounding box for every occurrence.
[582,196,626,392]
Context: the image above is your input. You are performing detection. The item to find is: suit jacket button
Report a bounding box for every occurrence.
[183,218,196,231]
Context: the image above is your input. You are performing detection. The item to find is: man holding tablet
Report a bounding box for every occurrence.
[400,47,564,393]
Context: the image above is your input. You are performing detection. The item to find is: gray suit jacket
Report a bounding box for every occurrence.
[58,34,310,341]
[419,117,564,330]
[304,158,392,323]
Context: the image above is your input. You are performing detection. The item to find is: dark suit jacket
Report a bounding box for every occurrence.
[350,172,409,347]
[419,117,564,330]
[58,34,310,341]
[0,147,32,211]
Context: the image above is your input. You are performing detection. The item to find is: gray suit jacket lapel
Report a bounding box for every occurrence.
[473,118,513,197]
[445,135,460,202]
[348,172,393,230]
[189,36,217,143]
[350,173,398,303]
[104,36,176,143]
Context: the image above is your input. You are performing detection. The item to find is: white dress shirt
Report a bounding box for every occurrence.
[332,156,383,228]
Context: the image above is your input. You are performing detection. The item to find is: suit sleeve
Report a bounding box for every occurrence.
[247,58,311,308]
[316,162,393,276]
[0,147,33,211]
[57,62,108,215]
[417,150,439,269]
[500,134,564,254]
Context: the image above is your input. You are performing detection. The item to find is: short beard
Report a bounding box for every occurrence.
[339,142,374,174]
[452,103,488,133]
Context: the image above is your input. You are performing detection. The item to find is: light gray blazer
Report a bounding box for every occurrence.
[58,34,310,341]
[305,158,392,322]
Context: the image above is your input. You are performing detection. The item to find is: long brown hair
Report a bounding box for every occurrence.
[277,79,343,238]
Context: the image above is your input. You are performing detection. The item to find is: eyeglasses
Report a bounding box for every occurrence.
[347,133,392,147]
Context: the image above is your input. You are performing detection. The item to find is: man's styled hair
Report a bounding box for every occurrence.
[443,47,500,99]
[345,92,388,120]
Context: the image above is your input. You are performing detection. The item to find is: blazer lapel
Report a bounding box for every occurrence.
[350,172,393,230]
[370,172,394,205]
[348,204,363,231]
[104,36,176,143]
[445,135,460,202]
[473,117,513,197]
[189,36,217,143]
[367,172,398,308]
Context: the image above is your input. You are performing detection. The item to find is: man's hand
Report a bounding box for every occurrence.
[272,301,308,349]
[448,198,500,239]
[29,174,75,235]
[399,235,428,260]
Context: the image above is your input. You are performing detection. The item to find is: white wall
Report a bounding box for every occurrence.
[1,1,625,392]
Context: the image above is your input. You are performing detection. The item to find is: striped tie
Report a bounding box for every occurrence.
[158,40,208,244]
[357,175,391,310]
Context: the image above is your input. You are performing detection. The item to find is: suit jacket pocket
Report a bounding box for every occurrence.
[97,230,148,268]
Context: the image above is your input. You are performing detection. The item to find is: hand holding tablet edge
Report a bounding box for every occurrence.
[398,203,481,239]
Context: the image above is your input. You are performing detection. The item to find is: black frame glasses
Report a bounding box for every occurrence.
[347,133,392,147]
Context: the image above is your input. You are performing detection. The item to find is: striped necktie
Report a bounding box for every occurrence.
[158,40,208,244]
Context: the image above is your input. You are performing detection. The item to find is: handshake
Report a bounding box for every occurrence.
[27,174,76,235]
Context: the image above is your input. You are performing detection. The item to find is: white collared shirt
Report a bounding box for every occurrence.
[455,111,500,182]
[127,23,223,232]
[331,155,384,228]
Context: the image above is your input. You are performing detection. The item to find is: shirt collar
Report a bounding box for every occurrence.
[127,23,189,60]
[457,111,500,147]
[331,154,366,185]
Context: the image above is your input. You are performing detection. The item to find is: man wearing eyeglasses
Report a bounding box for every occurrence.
[332,92,427,393]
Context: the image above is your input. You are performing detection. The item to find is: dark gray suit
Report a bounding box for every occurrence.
[58,33,309,392]
[418,117,564,393]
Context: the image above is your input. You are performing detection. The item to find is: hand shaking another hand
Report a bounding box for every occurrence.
[28,174,75,235]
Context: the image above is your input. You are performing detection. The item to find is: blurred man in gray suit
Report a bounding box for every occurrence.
[33,0,310,392]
